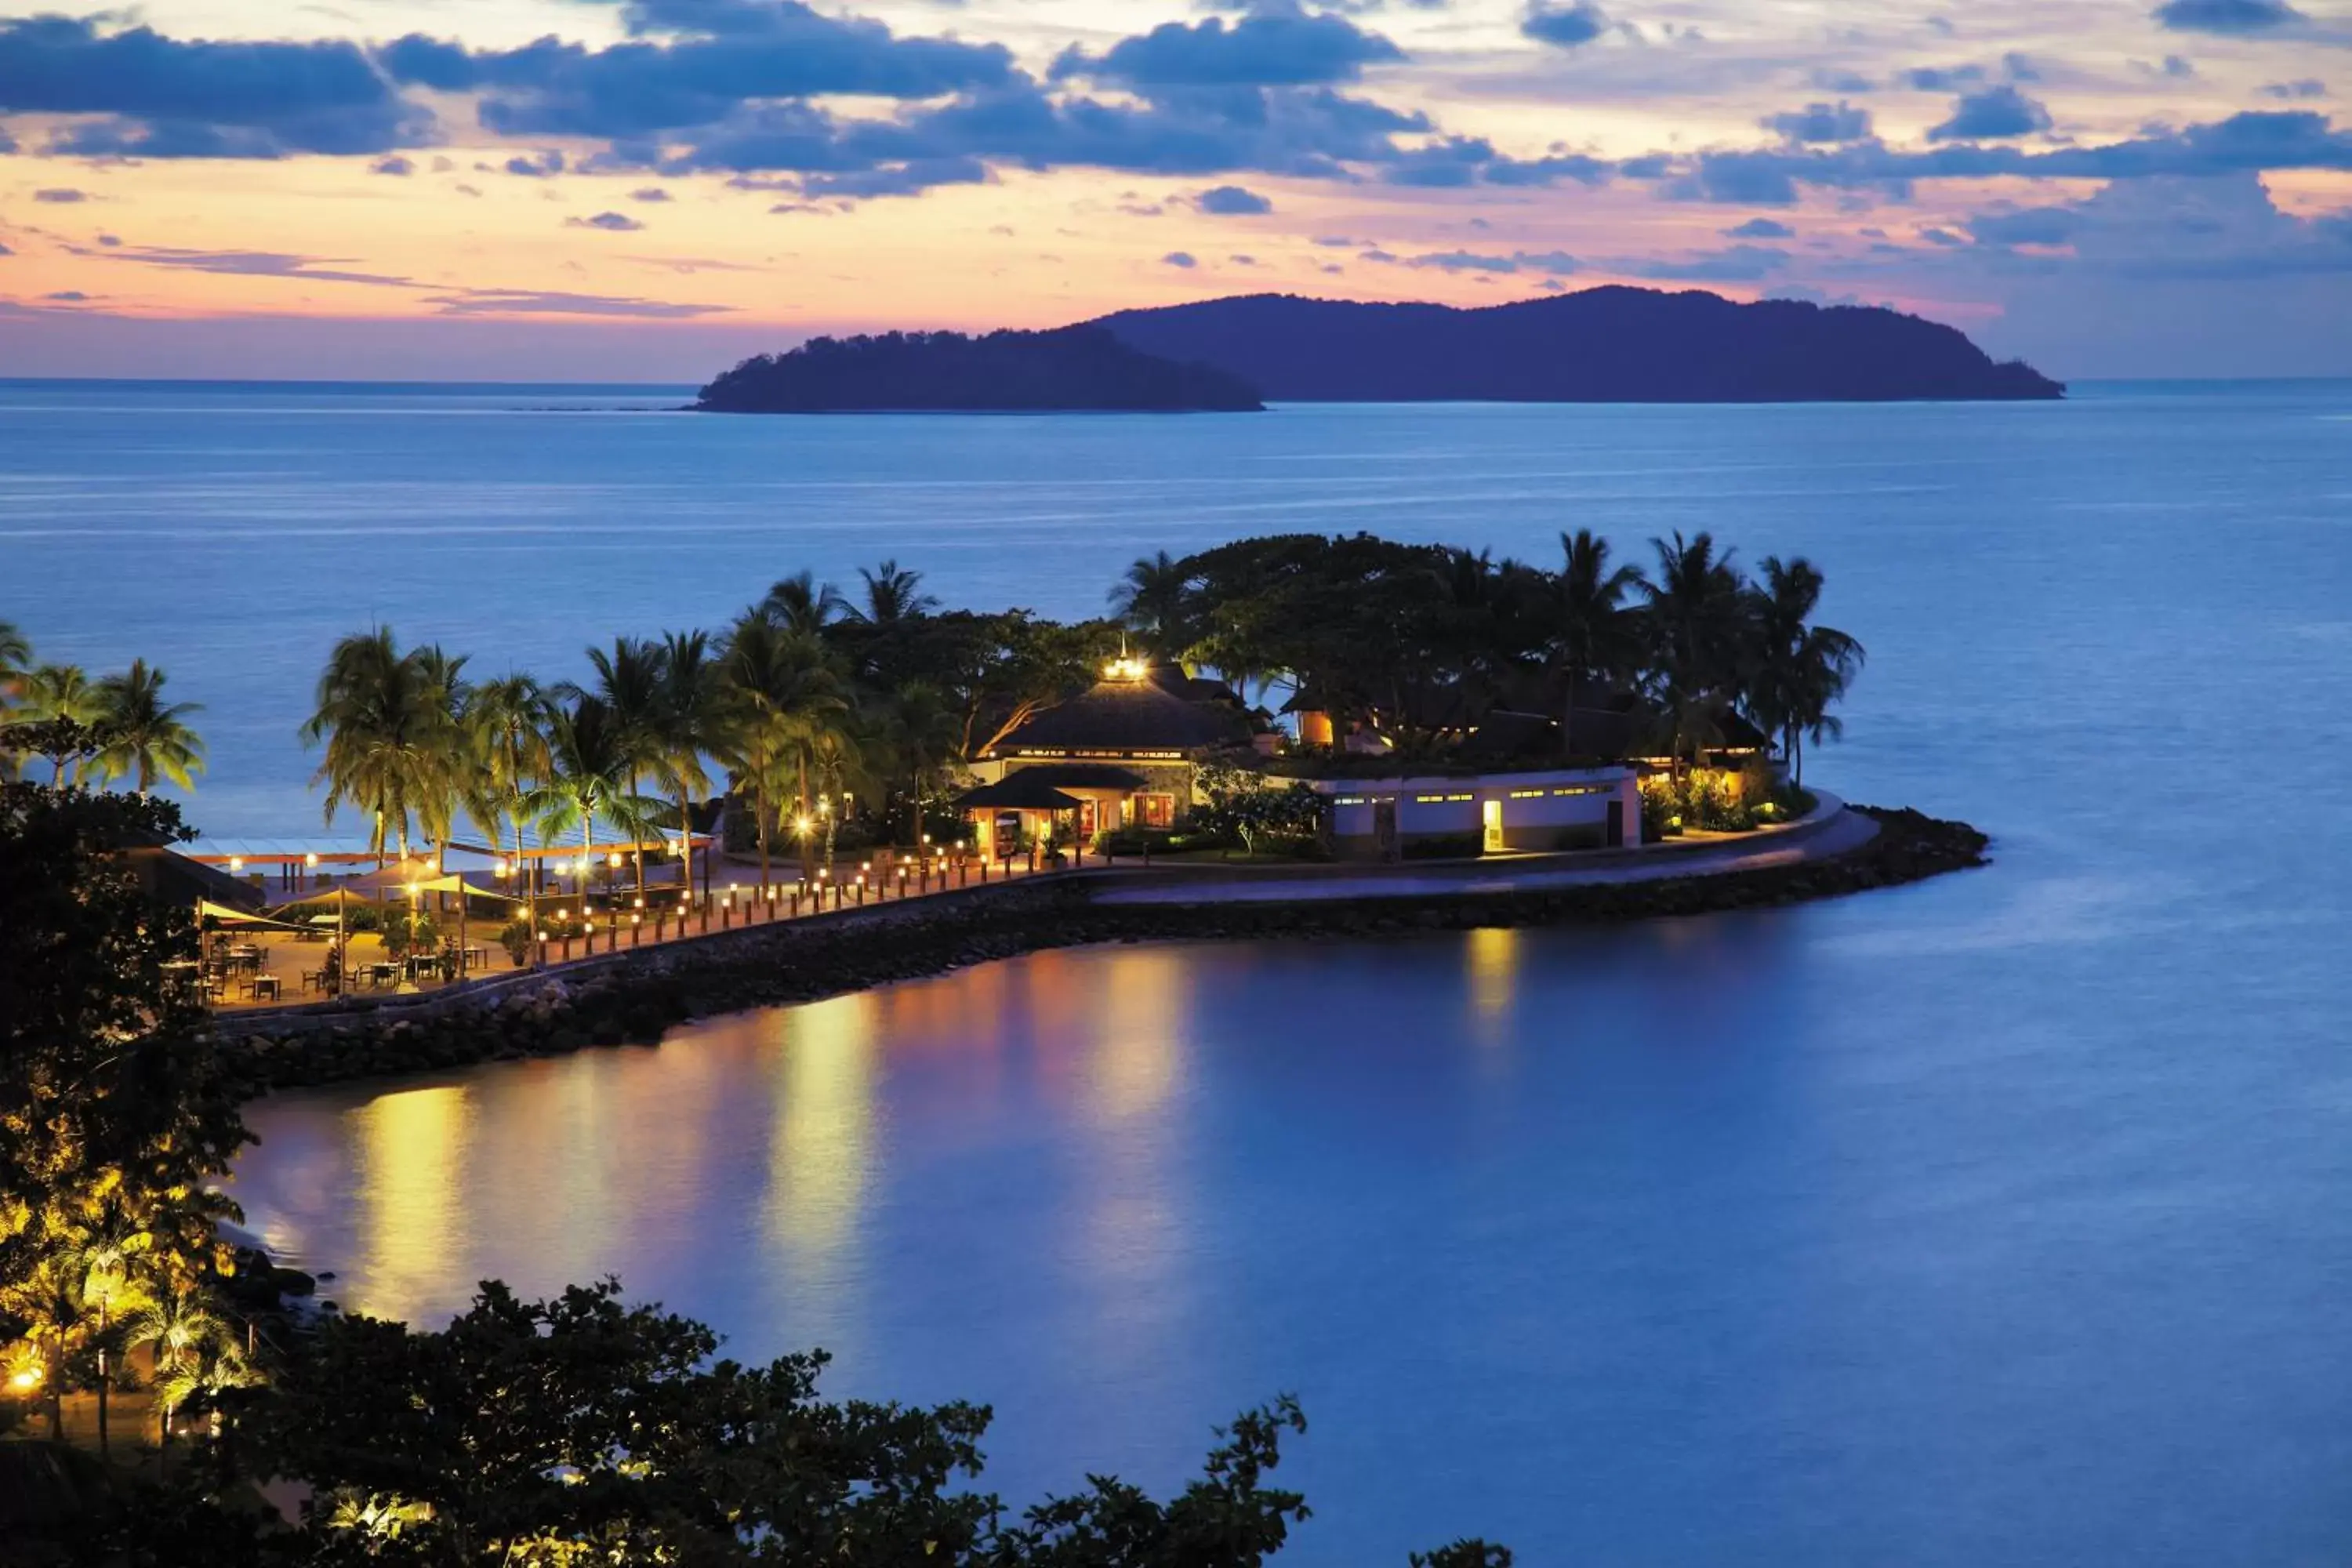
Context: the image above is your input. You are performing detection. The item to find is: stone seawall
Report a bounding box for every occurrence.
[214,806,1987,1099]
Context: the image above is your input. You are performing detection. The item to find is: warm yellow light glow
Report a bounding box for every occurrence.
[229,856,244,871]
[794,815,813,837]
[8,1367,40,1391]
[1104,655,1149,682]
[305,851,320,868]
[608,852,623,869]
[494,859,509,877]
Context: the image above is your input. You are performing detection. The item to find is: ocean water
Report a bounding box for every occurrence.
[13,379,2352,1563]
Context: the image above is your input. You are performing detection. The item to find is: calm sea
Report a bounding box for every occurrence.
[13,379,2352,1563]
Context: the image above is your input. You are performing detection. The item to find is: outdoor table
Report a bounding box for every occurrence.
[464,946,490,971]
[247,975,281,1003]
[365,962,399,989]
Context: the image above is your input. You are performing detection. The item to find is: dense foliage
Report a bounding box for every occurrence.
[0,626,205,797]
[695,327,1265,413]
[0,782,252,1452]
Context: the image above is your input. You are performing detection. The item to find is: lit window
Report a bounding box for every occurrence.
[1508,789,1544,800]
[1444,793,1473,802]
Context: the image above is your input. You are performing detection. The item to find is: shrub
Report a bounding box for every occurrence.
[381,909,439,960]
[497,916,535,967]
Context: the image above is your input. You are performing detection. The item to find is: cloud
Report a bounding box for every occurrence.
[1621,244,1790,281]
[2153,0,2307,34]
[1809,67,1875,93]
[0,241,12,256]
[2262,80,2328,99]
[1966,205,2081,246]
[383,10,1015,139]
[1051,13,1403,90]
[1929,85,2053,140]
[1724,217,1794,238]
[506,150,566,176]
[371,154,414,176]
[422,287,733,318]
[566,211,647,230]
[667,81,1429,191]
[631,186,673,201]
[44,290,89,301]
[1368,247,1580,274]
[88,244,421,287]
[1162,250,1198,267]
[1762,101,1871,143]
[1901,64,1987,92]
[32,187,88,203]
[800,156,987,197]
[1521,2,1609,49]
[0,15,426,158]
[1197,183,1273,213]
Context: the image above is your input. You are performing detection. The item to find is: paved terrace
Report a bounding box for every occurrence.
[208,795,1866,1021]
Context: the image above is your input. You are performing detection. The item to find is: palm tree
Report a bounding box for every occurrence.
[847,559,938,626]
[760,571,849,640]
[303,629,461,865]
[89,659,205,799]
[567,637,667,900]
[1109,550,1194,659]
[1549,530,1647,760]
[714,616,847,890]
[875,680,961,845]
[12,663,104,786]
[462,673,551,933]
[1747,556,1865,786]
[408,645,472,869]
[528,695,652,902]
[0,619,29,710]
[655,630,719,898]
[74,1217,152,1462]
[1640,532,1749,776]
[125,1285,234,1446]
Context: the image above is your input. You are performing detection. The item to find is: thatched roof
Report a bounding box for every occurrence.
[992,676,1250,755]
[955,775,1086,811]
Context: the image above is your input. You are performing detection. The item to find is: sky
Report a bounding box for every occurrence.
[2,0,2350,379]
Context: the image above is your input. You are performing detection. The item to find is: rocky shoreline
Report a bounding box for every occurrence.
[212,806,1987,1098]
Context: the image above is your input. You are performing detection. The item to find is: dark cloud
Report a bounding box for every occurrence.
[44,290,89,301]
[631,186,673,201]
[1900,64,1986,92]
[371,154,415,176]
[1483,151,1610,187]
[1051,13,1403,90]
[33,187,88,203]
[1724,217,1794,238]
[1641,111,2352,206]
[2154,0,2307,34]
[801,157,987,197]
[1521,2,1609,49]
[1197,183,1273,213]
[506,151,566,177]
[1163,250,1198,267]
[0,241,11,256]
[382,10,1015,140]
[1762,101,1871,143]
[1382,135,1495,187]
[1809,68,1876,94]
[2262,79,2328,99]
[667,82,1428,191]
[0,15,425,158]
[566,211,647,230]
[1929,85,2053,141]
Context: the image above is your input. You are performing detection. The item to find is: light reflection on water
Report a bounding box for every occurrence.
[191,380,2352,1563]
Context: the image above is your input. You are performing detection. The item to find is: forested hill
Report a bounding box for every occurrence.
[693,326,1265,412]
[1088,287,2063,403]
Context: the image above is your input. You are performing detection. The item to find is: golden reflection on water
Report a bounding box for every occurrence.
[762,990,878,1289]
[352,1083,474,1322]
[1468,926,1521,1041]
[1070,948,1188,1317]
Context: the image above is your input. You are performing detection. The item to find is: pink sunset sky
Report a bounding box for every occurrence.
[2,0,2350,379]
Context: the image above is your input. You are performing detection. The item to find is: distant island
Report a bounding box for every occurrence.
[1091,286,2064,403]
[693,325,1264,413]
